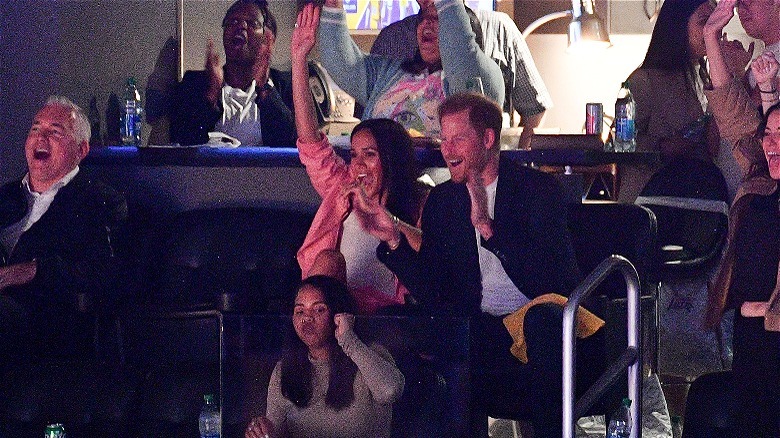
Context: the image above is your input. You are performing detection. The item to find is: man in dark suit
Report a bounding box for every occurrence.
[169,0,296,147]
[348,93,590,436]
[0,97,127,371]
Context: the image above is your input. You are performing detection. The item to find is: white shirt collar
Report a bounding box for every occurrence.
[23,165,80,196]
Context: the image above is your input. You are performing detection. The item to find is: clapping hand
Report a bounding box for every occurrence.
[342,182,400,245]
[466,169,493,240]
[204,39,224,107]
[722,33,755,77]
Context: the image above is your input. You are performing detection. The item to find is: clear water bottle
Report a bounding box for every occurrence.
[121,77,143,146]
[607,397,632,438]
[613,82,636,152]
[671,415,683,438]
[199,394,221,438]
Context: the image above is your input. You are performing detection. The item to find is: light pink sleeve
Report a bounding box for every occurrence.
[297,135,351,199]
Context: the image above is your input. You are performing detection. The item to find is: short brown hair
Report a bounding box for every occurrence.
[439,92,502,149]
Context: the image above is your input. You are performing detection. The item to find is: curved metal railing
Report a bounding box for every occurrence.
[563,255,642,438]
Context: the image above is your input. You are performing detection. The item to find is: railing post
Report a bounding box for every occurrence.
[562,255,642,438]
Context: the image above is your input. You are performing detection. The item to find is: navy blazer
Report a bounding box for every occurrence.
[169,68,296,146]
[0,171,128,311]
[379,156,581,316]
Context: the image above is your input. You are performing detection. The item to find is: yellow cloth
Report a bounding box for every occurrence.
[503,293,605,364]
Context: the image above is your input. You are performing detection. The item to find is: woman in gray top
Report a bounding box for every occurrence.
[244,275,405,438]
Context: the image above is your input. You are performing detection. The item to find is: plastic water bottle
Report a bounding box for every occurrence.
[121,77,143,146]
[199,394,221,438]
[607,397,632,438]
[671,415,683,438]
[613,82,636,152]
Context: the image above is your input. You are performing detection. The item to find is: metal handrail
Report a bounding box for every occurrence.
[563,255,642,438]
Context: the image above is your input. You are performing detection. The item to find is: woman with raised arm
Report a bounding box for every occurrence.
[704,0,780,434]
[316,0,503,138]
[292,3,426,314]
[618,0,722,202]
[244,275,404,438]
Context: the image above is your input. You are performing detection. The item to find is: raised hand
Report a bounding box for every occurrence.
[292,3,321,67]
[752,51,779,89]
[245,416,274,438]
[333,312,355,341]
[204,39,224,107]
[704,0,736,40]
[342,182,400,244]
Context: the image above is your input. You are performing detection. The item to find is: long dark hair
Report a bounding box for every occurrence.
[641,0,707,75]
[350,118,421,225]
[706,102,780,328]
[279,275,358,410]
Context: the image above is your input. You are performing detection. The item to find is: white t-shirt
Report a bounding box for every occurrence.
[340,212,396,298]
[478,176,530,316]
[215,80,264,146]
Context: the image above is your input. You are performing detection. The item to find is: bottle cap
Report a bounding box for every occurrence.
[204,394,215,403]
[621,397,632,407]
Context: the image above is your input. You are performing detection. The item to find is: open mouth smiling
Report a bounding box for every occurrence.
[33,149,51,160]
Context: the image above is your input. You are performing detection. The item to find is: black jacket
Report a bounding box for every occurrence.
[169,68,296,146]
[378,156,581,315]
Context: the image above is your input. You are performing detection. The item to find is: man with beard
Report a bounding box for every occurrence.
[170,0,296,146]
[0,96,127,373]
[351,93,595,437]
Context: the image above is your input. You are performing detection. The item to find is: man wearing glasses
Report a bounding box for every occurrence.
[170,0,296,147]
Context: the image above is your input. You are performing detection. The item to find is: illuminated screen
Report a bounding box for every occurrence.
[344,0,495,30]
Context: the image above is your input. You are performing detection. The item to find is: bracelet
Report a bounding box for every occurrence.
[759,88,777,94]
[390,214,400,229]
[387,214,401,250]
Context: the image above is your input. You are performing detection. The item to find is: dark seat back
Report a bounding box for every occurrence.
[682,370,736,438]
[566,202,660,410]
[147,207,313,313]
[120,310,222,437]
[637,157,729,279]
[567,202,658,300]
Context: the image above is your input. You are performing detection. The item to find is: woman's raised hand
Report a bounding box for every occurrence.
[752,51,779,89]
[292,3,321,66]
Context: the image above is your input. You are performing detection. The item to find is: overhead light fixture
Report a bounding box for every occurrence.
[522,0,611,53]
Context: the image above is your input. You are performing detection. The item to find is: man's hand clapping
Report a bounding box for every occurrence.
[466,169,493,240]
[204,39,224,108]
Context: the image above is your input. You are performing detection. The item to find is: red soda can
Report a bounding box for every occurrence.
[586,103,603,135]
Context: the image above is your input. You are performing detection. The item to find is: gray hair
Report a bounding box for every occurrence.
[45,95,91,145]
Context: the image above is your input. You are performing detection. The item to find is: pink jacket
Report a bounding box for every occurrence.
[296,135,406,313]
